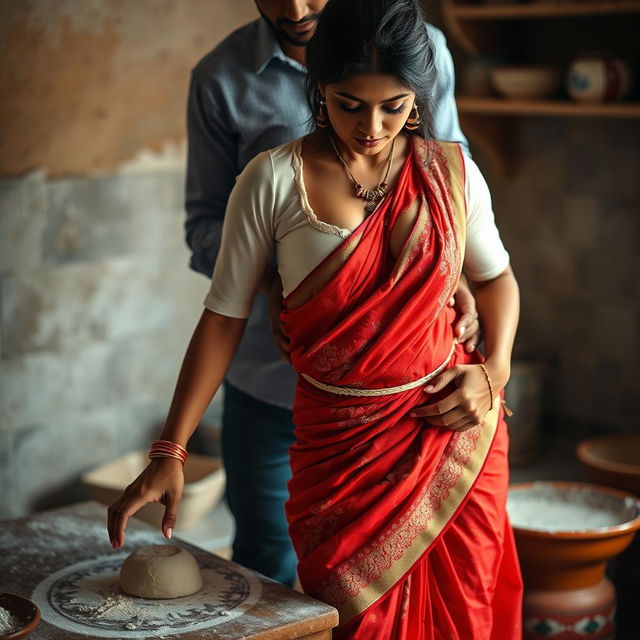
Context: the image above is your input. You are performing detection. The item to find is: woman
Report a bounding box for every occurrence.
[108,0,523,637]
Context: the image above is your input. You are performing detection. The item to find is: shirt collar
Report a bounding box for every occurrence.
[255,17,306,75]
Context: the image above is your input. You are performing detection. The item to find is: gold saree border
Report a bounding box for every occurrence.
[419,139,467,264]
[313,141,484,625]
[320,406,500,625]
[391,194,430,282]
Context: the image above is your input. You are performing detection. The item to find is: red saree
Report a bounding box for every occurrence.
[281,138,523,639]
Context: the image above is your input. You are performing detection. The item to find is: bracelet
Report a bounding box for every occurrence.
[479,364,495,412]
[149,440,188,465]
[479,364,514,417]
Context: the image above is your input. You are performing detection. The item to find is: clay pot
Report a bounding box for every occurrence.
[523,579,615,640]
[566,54,632,103]
[577,435,640,498]
[509,482,640,640]
[509,482,640,590]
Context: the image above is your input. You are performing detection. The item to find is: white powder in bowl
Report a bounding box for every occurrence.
[508,484,639,532]
[0,604,20,634]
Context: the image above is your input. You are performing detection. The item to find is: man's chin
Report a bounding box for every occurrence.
[278,29,315,47]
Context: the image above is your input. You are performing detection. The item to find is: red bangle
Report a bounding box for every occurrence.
[149,440,188,465]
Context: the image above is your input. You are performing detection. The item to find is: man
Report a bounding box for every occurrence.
[185,0,477,587]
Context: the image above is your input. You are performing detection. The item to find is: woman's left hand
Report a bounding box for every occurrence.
[410,364,495,432]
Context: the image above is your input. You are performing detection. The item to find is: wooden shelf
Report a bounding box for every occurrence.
[442,0,640,175]
[456,97,640,118]
[452,1,640,21]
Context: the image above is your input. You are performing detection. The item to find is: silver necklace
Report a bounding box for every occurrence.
[329,136,396,212]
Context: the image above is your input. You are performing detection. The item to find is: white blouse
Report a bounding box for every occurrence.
[204,139,509,319]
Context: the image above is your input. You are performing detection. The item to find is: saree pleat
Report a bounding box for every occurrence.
[336,419,522,639]
[281,138,522,638]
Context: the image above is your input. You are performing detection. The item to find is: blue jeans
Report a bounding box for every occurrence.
[221,383,298,586]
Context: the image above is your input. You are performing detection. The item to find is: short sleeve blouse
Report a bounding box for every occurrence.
[204,140,509,318]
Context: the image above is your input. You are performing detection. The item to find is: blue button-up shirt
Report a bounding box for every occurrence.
[185,17,468,409]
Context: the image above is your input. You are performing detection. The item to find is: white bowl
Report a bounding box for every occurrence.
[491,65,562,100]
[82,451,225,530]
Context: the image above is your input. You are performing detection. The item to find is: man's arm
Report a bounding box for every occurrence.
[426,25,470,155]
[426,25,479,349]
[185,69,238,277]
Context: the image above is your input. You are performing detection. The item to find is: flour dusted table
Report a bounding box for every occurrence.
[0,501,338,639]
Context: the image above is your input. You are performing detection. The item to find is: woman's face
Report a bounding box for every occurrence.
[321,73,416,157]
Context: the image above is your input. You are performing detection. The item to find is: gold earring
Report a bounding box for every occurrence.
[316,98,329,128]
[404,104,421,131]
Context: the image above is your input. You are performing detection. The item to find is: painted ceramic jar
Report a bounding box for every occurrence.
[566,55,632,103]
[523,579,615,640]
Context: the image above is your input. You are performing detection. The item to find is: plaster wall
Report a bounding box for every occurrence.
[1,0,256,177]
[482,118,640,435]
[0,0,257,518]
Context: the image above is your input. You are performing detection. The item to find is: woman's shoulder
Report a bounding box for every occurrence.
[239,138,301,175]
[232,140,303,214]
[241,138,309,188]
[265,137,305,165]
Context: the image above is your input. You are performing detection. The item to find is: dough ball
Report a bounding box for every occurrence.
[119,545,203,599]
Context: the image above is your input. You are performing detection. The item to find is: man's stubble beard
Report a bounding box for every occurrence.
[257,8,320,48]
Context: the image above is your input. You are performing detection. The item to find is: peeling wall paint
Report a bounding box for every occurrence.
[0,0,257,177]
[116,140,186,175]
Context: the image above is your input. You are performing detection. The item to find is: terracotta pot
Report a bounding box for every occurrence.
[508,482,640,590]
[510,482,640,640]
[523,578,615,640]
[577,435,640,498]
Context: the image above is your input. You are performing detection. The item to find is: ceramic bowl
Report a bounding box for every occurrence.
[490,65,562,100]
[82,452,226,529]
[507,481,640,590]
[0,593,41,640]
[577,435,640,497]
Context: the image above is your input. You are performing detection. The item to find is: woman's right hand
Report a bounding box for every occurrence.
[107,457,185,549]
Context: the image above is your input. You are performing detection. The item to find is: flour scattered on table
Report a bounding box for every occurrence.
[0,605,20,634]
[71,592,162,628]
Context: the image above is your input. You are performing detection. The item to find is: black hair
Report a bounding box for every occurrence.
[306,0,436,139]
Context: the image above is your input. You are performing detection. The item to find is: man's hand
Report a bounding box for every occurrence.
[267,272,291,363]
[449,277,481,353]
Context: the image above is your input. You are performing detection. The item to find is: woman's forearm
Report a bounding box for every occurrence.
[159,309,247,447]
[471,265,520,392]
